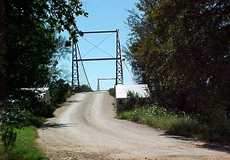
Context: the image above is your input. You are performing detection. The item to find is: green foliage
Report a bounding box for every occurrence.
[76,85,93,93]
[0,104,27,127]
[118,106,230,143]
[12,90,55,119]
[118,106,198,137]
[32,102,55,119]
[1,0,87,102]
[1,127,17,152]
[108,88,115,97]
[6,0,87,94]
[0,103,27,152]
[0,127,47,160]
[24,113,45,128]
[127,91,144,106]
[127,0,230,124]
[0,81,71,153]
[117,91,147,112]
[49,79,72,105]
[1,0,87,158]
[0,0,8,102]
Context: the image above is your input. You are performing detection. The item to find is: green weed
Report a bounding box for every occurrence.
[118,106,199,137]
[0,127,47,160]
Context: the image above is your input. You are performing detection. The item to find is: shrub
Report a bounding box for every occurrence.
[118,106,199,137]
[108,88,115,97]
[32,102,55,118]
[76,85,93,92]
[49,79,72,105]
[117,91,148,112]
[1,126,17,152]
[3,127,47,160]
[0,103,27,152]
[118,105,230,143]
[12,90,55,118]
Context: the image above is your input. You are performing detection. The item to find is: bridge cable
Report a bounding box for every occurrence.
[124,60,134,82]
[76,44,92,88]
[81,33,113,57]
[81,37,114,58]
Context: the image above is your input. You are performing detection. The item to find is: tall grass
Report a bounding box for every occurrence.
[118,106,199,137]
[118,105,230,143]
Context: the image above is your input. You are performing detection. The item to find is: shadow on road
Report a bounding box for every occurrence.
[55,100,82,108]
[66,100,82,103]
[196,143,230,154]
[40,122,78,130]
[161,133,230,154]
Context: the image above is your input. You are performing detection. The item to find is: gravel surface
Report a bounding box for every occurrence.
[37,92,230,160]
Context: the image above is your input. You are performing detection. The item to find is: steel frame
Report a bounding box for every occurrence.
[97,78,116,91]
[72,43,80,90]
[72,29,124,90]
[74,57,119,62]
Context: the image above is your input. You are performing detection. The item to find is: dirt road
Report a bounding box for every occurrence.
[38,92,230,160]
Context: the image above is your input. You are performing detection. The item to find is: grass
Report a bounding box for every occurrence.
[118,106,200,137]
[118,105,230,143]
[0,127,47,160]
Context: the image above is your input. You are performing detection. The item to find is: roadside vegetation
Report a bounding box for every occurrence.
[124,0,230,144]
[0,127,47,160]
[0,79,74,159]
[118,91,230,143]
[118,106,199,137]
[119,106,230,143]
[0,0,87,159]
[108,88,115,97]
[76,85,93,93]
[49,79,73,107]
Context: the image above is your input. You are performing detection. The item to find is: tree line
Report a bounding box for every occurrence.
[0,0,87,102]
[127,0,230,125]
[0,0,87,154]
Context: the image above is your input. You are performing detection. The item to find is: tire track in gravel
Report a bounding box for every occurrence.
[37,92,230,160]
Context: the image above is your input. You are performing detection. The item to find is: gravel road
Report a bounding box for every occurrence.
[38,92,230,160]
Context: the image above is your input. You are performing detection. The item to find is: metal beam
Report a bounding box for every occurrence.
[115,29,124,85]
[72,29,124,89]
[81,30,117,34]
[98,78,116,81]
[75,57,118,62]
[72,43,80,90]
[97,78,116,91]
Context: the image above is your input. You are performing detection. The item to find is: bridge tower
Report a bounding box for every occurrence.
[72,43,80,90]
[72,29,124,90]
[115,29,124,85]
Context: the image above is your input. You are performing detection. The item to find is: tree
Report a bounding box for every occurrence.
[0,0,87,151]
[127,0,230,120]
[5,0,87,95]
[0,0,7,103]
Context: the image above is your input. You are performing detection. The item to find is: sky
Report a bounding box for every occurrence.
[58,0,137,90]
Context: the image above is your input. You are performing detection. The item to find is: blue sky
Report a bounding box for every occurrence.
[58,0,137,90]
